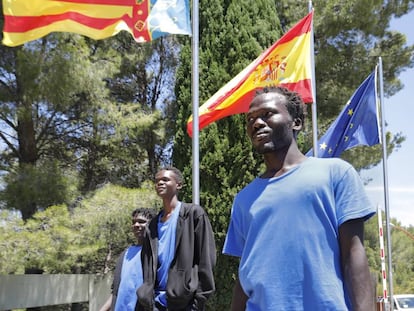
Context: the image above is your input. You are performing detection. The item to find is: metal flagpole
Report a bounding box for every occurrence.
[378,56,394,309]
[377,205,388,304]
[191,0,200,204]
[308,0,318,156]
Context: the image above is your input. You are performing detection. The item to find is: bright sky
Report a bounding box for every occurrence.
[362,11,414,227]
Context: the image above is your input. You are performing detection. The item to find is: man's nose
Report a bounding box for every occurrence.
[253,116,266,128]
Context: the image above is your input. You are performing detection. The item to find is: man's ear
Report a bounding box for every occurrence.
[177,183,183,190]
[292,117,303,131]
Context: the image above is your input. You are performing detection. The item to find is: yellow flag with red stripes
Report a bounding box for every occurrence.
[187,11,314,137]
[2,0,191,47]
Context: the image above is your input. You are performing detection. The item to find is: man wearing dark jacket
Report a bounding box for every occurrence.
[137,167,216,311]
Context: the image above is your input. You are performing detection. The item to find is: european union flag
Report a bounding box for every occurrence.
[307,70,380,157]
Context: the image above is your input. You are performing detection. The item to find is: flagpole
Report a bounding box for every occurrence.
[377,205,388,304]
[308,0,318,156]
[191,0,200,204]
[378,56,394,308]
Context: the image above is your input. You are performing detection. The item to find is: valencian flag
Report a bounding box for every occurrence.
[2,0,192,47]
[187,11,314,137]
[306,70,380,158]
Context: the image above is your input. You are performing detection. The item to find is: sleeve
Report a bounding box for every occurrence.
[111,248,126,310]
[222,200,244,257]
[334,162,376,226]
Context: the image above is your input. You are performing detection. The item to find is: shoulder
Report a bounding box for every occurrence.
[306,156,351,167]
[299,157,364,190]
[115,248,127,266]
[305,156,355,174]
[119,248,128,258]
[238,177,262,192]
[147,213,161,237]
[180,202,208,218]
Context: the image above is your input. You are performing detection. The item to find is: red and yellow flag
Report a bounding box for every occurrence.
[187,11,314,137]
[2,0,191,47]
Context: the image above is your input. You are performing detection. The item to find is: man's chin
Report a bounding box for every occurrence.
[255,144,274,154]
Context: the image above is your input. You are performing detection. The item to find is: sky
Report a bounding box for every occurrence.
[362,11,414,227]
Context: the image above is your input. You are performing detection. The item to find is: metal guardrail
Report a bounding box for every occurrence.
[0,274,112,311]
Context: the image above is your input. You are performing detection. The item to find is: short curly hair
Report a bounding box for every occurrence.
[254,86,307,129]
[157,166,184,186]
[131,208,156,220]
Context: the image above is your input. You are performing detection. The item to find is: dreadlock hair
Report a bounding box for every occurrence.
[255,86,307,129]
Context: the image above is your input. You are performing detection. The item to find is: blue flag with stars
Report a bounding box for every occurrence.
[307,70,380,157]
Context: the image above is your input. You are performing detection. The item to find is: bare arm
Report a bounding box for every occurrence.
[230,277,248,311]
[339,218,374,311]
[98,295,112,311]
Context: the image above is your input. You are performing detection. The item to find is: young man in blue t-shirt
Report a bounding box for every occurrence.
[223,87,376,311]
[99,208,155,311]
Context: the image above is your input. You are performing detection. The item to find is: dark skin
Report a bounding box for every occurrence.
[230,91,374,311]
[154,169,182,222]
[339,218,374,310]
[99,213,151,311]
[132,214,150,245]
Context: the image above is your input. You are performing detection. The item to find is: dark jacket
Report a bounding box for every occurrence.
[137,203,216,311]
[111,248,127,310]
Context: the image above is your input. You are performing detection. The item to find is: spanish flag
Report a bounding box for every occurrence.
[2,0,191,47]
[187,11,314,137]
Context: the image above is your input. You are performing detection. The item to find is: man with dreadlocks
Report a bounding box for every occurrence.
[223,86,376,311]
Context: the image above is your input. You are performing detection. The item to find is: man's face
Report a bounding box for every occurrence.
[154,170,182,199]
[132,214,150,242]
[246,92,296,154]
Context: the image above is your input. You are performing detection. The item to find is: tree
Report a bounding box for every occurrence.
[0,6,181,218]
[173,1,414,308]
[0,25,119,219]
[0,183,159,275]
[0,183,159,311]
[89,34,182,186]
[390,223,414,293]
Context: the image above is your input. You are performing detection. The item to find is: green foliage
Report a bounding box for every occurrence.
[0,210,25,274]
[0,183,159,275]
[362,212,414,297]
[0,161,79,220]
[390,223,414,294]
[69,182,160,274]
[0,33,119,217]
[0,31,181,217]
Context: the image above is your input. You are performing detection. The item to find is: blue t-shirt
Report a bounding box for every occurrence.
[114,245,142,311]
[155,202,181,307]
[223,157,375,311]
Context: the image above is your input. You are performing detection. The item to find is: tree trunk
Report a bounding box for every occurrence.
[17,101,38,221]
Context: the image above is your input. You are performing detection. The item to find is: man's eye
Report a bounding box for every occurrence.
[246,111,274,124]
[263,111,274,119]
